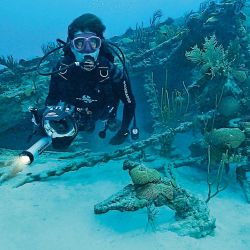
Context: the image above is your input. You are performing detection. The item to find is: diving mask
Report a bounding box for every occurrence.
[70,32,102,54]
[70,32,101,71]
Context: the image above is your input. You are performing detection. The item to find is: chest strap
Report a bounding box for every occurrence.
[98,67,110,82]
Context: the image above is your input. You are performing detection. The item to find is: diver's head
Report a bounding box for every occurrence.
[70,31,102,71]
[68,13,106,71]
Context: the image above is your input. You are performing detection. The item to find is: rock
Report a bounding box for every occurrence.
[232,69,247,83]
[236,165,250,203]
[94,161,216,238]
[205,16,219,24]
[120,37,133,45]
[218,96,241,117]
[0,93,24,133]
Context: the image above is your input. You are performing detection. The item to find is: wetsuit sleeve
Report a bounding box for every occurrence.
[110,64,136,131]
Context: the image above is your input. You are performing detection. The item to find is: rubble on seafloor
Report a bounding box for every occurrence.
[94,160,216,238]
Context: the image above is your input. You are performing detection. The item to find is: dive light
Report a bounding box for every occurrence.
[19,136,52,165]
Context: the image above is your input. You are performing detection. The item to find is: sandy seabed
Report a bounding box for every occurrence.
[0,154,249,250]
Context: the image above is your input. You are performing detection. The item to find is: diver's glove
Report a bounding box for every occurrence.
[109,129,129,145]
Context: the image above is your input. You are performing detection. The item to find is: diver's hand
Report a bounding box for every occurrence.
[109,129,129,145]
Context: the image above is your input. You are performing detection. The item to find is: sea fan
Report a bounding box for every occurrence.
[185,35,230,78]
[185,45,203,63]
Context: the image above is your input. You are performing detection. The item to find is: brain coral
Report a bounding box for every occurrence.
[135,182,174,201]
[206,128,245,149]
[129,165,161,185]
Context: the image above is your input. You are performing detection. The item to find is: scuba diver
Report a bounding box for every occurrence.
[33,13,138,150]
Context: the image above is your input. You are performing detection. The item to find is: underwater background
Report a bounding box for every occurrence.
[0,0,250,250]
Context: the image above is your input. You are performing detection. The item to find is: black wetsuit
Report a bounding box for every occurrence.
[45,55,136,132]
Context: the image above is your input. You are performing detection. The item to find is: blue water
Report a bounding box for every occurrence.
[0,0,204,59]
